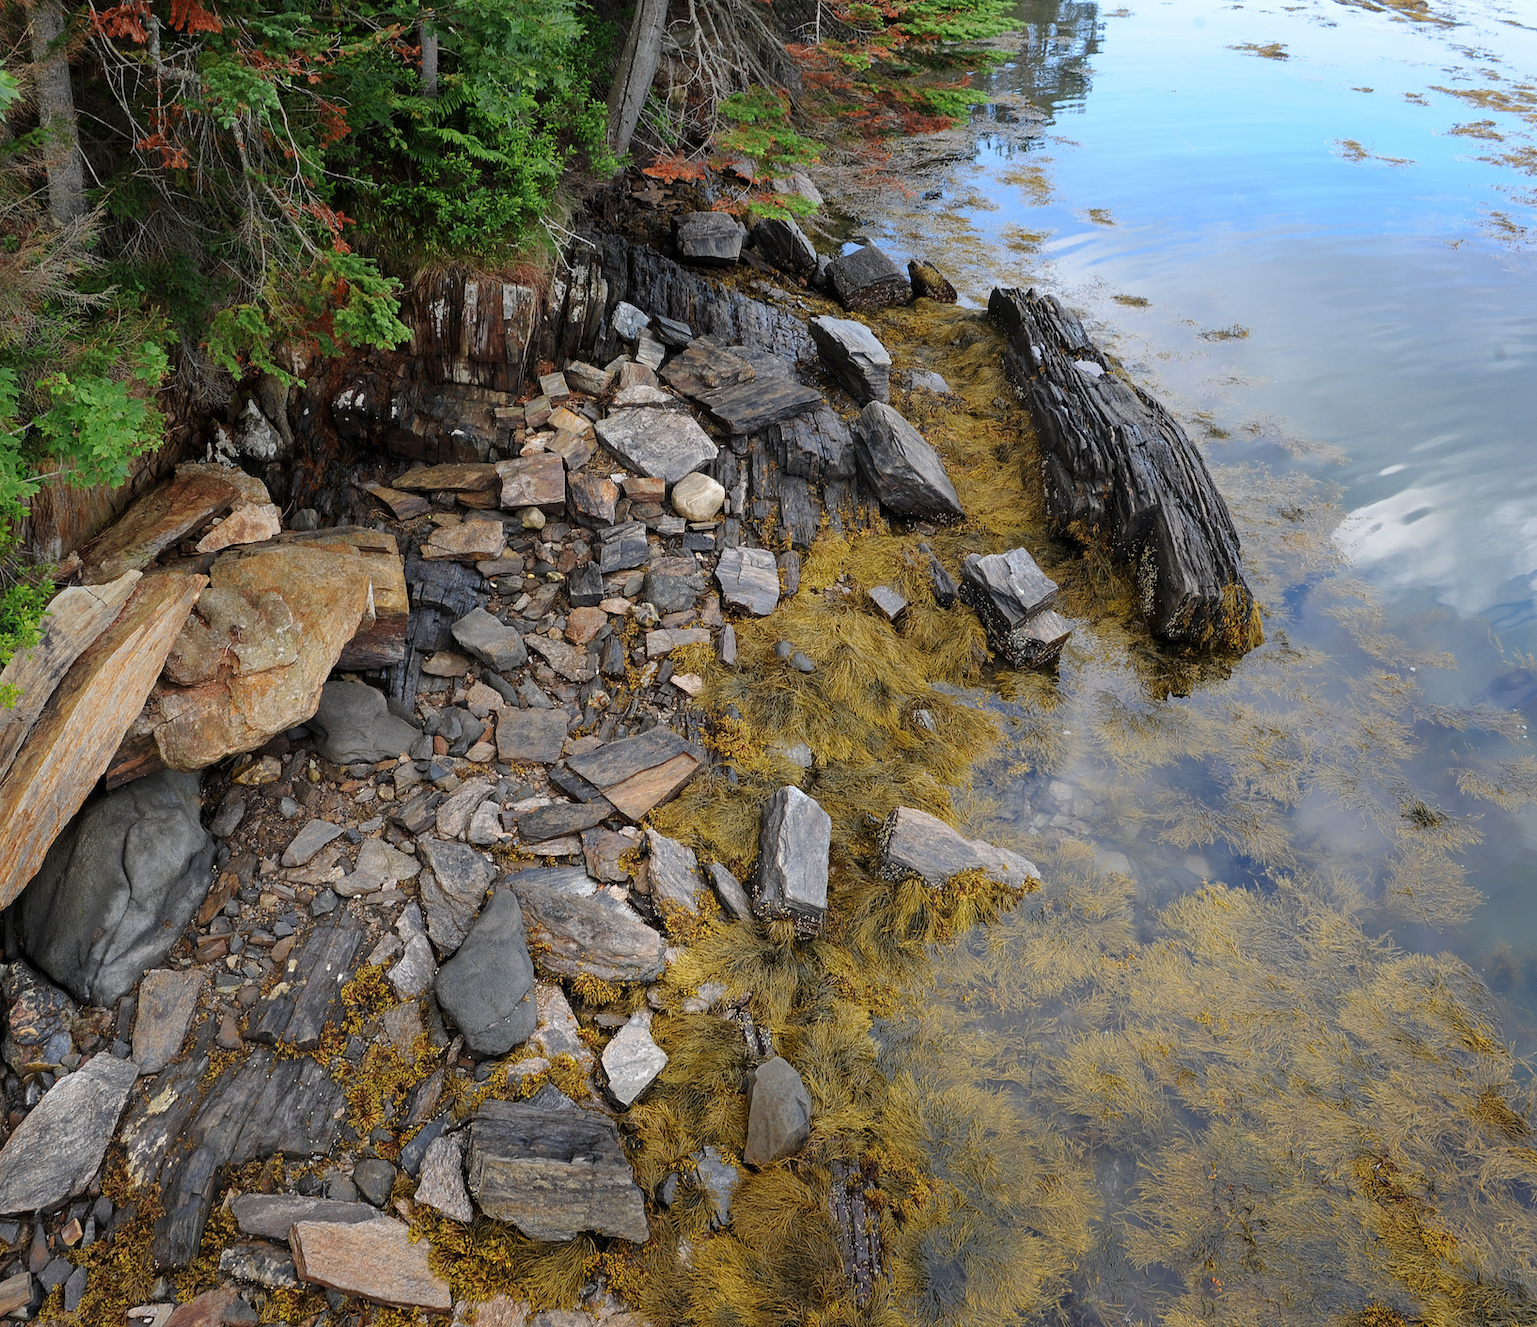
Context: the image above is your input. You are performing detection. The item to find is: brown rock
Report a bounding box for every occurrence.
[290,1218,452,1312]
[0,571,204,909]
[193,502,281,554]
[621,476,666,502]
[277,527,409,671]
[392,462,501,496]
[78,463,250,585]
[565,727,703,821]
[0,1272,30,1316]
[568,474,618,525]
[365,483,431,520]
[565,607,607,646]
[908,259,958,303]
[423,519,507,563]
[165,1286,238,1327]
[496,453,566,511]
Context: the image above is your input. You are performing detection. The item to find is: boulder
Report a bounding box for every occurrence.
[751,217,818,276]
[675,211,747,266]
[0,1053,139,1213]
[828,245,910,312]
[879,806,1040,888]
[0,572,204,910]
[810,316,891,406]
[307,681,421,765]
[959,548,1073,668]
[601,1010,668,1107]
[595,408,719,484]
[715,547,780,617]
[671,472,726,521]
[851,402,964,522]
[743,1056,811,1166]
[508,878,666,984]
[18,770,214,1006]
[754,786,831,936]
[908,259,958,302]
[450,608,528,672]
[434,888,537,1055]
[422,517,506,563]
[467,1087,649,1241]
[417,839,495,956]
[132,968,206,1076]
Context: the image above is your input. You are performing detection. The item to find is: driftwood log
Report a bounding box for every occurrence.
[988,287,1262,653]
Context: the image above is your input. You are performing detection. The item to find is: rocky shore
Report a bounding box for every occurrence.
[0,171,1253,1326]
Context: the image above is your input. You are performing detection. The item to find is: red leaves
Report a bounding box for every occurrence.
[643,153,707,185]
[91,1,151,43]
[135,131,190,169]
[169,0,222,33]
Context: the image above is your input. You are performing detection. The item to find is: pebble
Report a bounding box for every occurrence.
[216,1014,243,1051]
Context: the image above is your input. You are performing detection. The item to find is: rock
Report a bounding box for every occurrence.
[0,1272,29,1317]
[868,585,908,620]
[515,801,613,841]
[715,546,780,617]
[809,316,891,406]
[0,1052,138,1213]
[389,935,437,998]
[601,1010,667,1107]
[770,169,823,206]
[417,839,495,955]
[565,606,607,646]
[365,483,431,521]
[644,558,709,615]
[828,244,910,312]
[525,632,595,683]
[424,517,507,563]
[0,572,204,910]
[527,982,591,1067]
[451,609,529,672]
[2,963,75,1077]
[612,302,650,341]
[496,709,568,765]
[290,1218,451,1311]
[352,1158,396,1207]
[193,501,281,555]
[565,361,613,394]
[307,681,421,765]
[671,472,726,521]
[392,462,501,498]
[645,829,707,914]
[743,1056,811,1166]
[219,1241,300,1289]
[132,969,206,1076]
[564,727,704,821]
[126,541,380,773]
[467,1088,649,1241]
[879,806,1039,888]
[78,463,251,585]
[646,628,711,659]
[851,402,964,522]
[210,796,246,838]
[508,878,666,984]
[707,862,752,921]
[754,786,831,935]
[698,376,823,436]
[230,1192,381,1241]
[695,1146,740,1223]
[595,409,718,484]
[497,453,567,512]
[908,259,958,302]
[959,548,1072,668]
[751,217,818,275]
[569,473,619,525]
[675,211,746,266]
[18,770,215,1006]
[165,1286,237,1327]
[910,369,952,394]
[415,1132,473,1223]
[436,778,493,839]
[661,339,756,400]
[280,818,343,869]
[435,888,537,1055]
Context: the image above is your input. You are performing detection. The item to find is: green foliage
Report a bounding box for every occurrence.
[717,89,820,170]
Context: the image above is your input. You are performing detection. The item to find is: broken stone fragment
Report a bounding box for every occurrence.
[508,878,666,984]
[414,1132,473,1224]
[307,681,421,765]
[645,829,708,914]
[959,548,1072,668]
[810,315,892,406]
[496,708,568,765]
[282,818,345,869]
[715,546,780,617]
[879,806,1040,889]
[391,462,501,497]
[595,408,719,484]
[828,244,911,312]
[434,888,537,1055]
[417,838,495,956]
[698,375,823,436]
[230,1193,381,1242]
[601,1009,668,1108]
[290,1218,451,1312]
[467,1086,649,1242]
[0,1052,139,1214]
[675,210,746,266]
[450,608,528,672]
[743,1056,812,1167]
[754,786,831,935]
[850,402,964,523]
[422,517,506,563]
[564,726,704,821]
[18,770,215,1006]
[132,969,206,1076]
[908,258,958,302]
[868,585,908,621]
[496,453,566,511]
[192,500,281,555]
[708,862,753,921]
[751,216,818,276]
[77,462,252,585]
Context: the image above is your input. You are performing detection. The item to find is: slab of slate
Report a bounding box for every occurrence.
[595,409,719,484]
[754,786,832,936]
[645,829,706,913]
[132,968,206,1076]
[291,1218,451,1311]
[743,1056,812,1166]
[451,608,527,671]
[219,1240,301,1289]
[715,546,780,617]
[496,708,568,765]
[434,888,537,1055]
[245,912,365,1050]
[958,547,1073,667]
[879,806,1039,889]
[416,839,494,956]
[699,377,823,435]
[564,726,704,820]
[516,800,614,842]
[496,453,566,511]
[675,211,746,267]
[508,881,666,984]
[230,1193,381,1242]
[751,217,818,275]
[828,244,911,312]
[281,818,345,868]
[810,315,891,406]
[851,402,964,522]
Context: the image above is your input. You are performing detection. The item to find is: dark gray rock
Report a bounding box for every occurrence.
[675,211,746,267]
[569,562,605,608]
[62,1263,88,1312]
[653,315,694,348]
[828,245,910,312]
[516,800,612,842]
[434,888,537,1056]
[1,963,75,1076]
[783,407,856,483]
[417,838,495,955]
[131,968,205,1076]
[754,786,831,936]
[743,1056,811,1166]
[451,608,528,672]
[645,558,708,614]
[851,402,964,522]
[698,377,824,435]
[467,1087,649,1241]
[230,1193,381,1241]
[496,708,568,766]
[751,217,818,276]
[352,1158,396,1207]
[596,409,719,484]
[0,1053,138,1213]
[708,862,752,921]
[18,770,214,1006]
[715,547,780,617]
[308,681,422,765]
[809,316,891,405]
[879,806,1039,888]
[959,548,1072,668]
[209,795,246,839]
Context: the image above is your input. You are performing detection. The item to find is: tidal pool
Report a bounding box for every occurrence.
[815,0,1537,1318]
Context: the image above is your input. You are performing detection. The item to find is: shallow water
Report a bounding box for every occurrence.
[825,0,1537,1317]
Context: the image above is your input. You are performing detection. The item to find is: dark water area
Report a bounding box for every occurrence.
[829,0,1537,1319]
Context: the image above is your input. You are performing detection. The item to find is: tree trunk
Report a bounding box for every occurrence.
[26,0,86,226]
[605,0,669,157]
[419,21,438,98]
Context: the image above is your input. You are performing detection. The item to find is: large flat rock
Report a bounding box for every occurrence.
[291,1218,451,1311]
[0,570,204,910]
[851,402,964,522]
[230,1193,381,1241]
[879,806,1039,889]
[564,726,703,820]
[698,377,823,435]
[595,408,718,484]
[675,211,746,267]
[810,316,891,406]
[508,878,665,984]
[78,463,249,585]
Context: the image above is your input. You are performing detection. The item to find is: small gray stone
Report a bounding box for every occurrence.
[62,1264,88,1312]
[414,1133,472,1223]
[868,585,908,620]
[879,806,1039,888]
[451,608,528,672]
[695,1145,740,1223]
[434,888,537,1056]
[210,796,247,839]
[743,1056,811,1166]
[644,558,708,615]
[308,681,422,764]
[131,968,206,1076]
[388,934,437,998]
[611,302,649,341]
[601,1010,668,1107]
[851,401,964,522]
[496,708,568,765]
[707,863,752,921]
[231,1193,382,1240]
[910,369,952,394]
[417,839,495,955]
[810,316,891,405]
[281,819,345,869]
[0,1053,138,1214]
[754,786,831,934]
[715,546,780,617]
[352,1158,396,1207]
[509,880,666,984]
[645,830,706,913]
[718,623,738,667]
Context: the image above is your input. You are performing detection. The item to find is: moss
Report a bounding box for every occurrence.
[411,1207,598,1309]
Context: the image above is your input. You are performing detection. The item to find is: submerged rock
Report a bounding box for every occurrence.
[19,770,214,1006]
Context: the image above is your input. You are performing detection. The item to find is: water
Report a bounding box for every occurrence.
[825,0,1537,1318]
